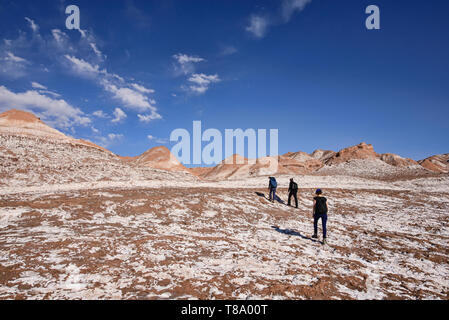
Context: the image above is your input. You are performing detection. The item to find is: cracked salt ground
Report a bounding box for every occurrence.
[0,186,448,299]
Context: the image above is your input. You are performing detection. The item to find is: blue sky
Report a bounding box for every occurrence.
[0,0,448,164]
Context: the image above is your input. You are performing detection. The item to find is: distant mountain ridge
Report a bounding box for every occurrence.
[0,109,447,183]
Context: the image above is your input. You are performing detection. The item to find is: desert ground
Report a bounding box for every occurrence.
[1,176,448,300]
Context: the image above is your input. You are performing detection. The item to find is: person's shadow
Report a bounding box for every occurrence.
[271,226,321,243]
[255,192,285,204]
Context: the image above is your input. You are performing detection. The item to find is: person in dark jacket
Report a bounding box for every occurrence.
[268,177,277,203]
[288,178,298,208]
[312,189,328,244]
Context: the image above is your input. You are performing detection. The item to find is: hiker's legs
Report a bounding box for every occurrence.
[293,191,298,208]
[269,188,274,200]
[322,214,328,239]
[272,188,276,201]
[288,191,292,205]
[313,214,319,236]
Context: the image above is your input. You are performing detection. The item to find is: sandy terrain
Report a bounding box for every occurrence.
[0,110,448,300]
[1,181,448,300]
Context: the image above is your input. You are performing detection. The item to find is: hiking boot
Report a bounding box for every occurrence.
[312,234,318,239]
[322,238,327,245]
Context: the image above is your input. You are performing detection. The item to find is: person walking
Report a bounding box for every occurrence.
[312,189,328,244]
[288,178,298,208]
[268,177,277,203]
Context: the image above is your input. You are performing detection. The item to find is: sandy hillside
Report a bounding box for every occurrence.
[0,110,196,187]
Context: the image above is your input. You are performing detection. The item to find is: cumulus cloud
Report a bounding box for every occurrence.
[281,0,312,22]
[0,85,90,129]
[31,82,47,90]
[246,15,270,38]
[172,53,221,95]
[92,110,109,118]
[111,107,127,123]
[137,113,162,123]
[102,82,153,112]
[64,55,101,78]
[4,51,28,63]
[30,82,61,97]
[172,53,205,75]
[131,83,155,94]
[0,51,29,78]
[96,133,123,148]
[220,45,238,56]
[39,90,61,98]
[246,0,312,38]
[64,55,160,121]
[147,135,168,144]
[188,73,221,94]
[25,17,39,33]
[107,133,123,140]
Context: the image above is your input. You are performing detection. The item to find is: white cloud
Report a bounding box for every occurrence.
[220,45,238,56]
[31,82,47,90]
[65,55,101,77]
[111,107,127,123]
[0,51,29,79]
[31,83,60,98]
[138,113,162,123]
[92,110,109,118]
[103,82,153,112]
[131,83,155,94]
[173,53,205,64]
[188,73,221,94]
[4,51,28,63]
[51,29,72,50]
[172,53,205,75]
[281,0,312,22]
[64,55,161,120]
[246,15,270,38]
[108,133,123,140]
[25,17,39,33]
[0,86,90,129]
[89,43,101,57]
[96,133,123,147]
[39,90,61,98]
[246,0,312,39]
[147,135,168,144]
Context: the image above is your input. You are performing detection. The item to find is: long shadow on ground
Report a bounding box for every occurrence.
[271,226,322,244]
[255,192,285,204]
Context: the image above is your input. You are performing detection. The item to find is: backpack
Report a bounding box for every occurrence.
[315,197,327,214]
[291,182,298,191]
[270,177,277,188]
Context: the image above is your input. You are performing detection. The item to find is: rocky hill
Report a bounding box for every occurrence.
[419,154,449,173]
[0,109,195,187]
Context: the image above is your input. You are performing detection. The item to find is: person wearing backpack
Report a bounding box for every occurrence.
[312,189,328,244]
[268,177,277,203]
[288,178,298,208]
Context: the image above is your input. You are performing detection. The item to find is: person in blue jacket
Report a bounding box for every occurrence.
[268,177,277,203]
